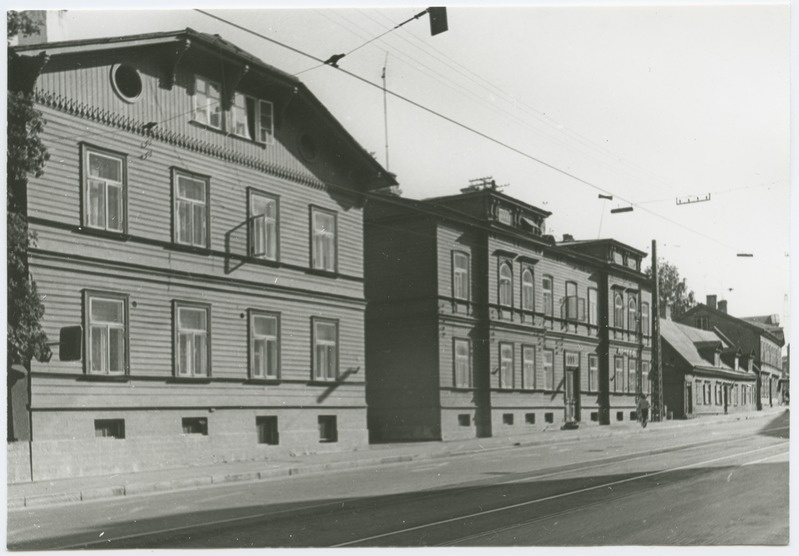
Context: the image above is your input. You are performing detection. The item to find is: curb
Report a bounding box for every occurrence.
[7,409,785,510]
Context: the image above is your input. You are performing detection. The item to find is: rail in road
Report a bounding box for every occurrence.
[7,415,789,549]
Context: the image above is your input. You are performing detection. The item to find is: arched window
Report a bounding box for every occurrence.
[628,297,638,331]
[614,292,624,328]
[499,262,513,307]
[521,268,534,311]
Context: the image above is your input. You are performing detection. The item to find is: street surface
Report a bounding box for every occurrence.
[7,412,789,549]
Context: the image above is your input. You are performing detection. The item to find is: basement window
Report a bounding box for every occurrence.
[95,419,125,439]
[182,417,208,435]
[503,413,514,425]
[616,411,624,422]
[525,413,536,425]
[544,412,554,424]
[318,415,338,443]
[256,416,279,445]
[458,414,471,427]
[590,412,599,422]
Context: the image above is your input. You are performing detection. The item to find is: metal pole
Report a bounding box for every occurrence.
[381,53,389,171]
[651,239,664,421]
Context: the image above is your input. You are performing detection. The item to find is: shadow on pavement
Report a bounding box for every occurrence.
[759,410,789,439]
[7,462,789,550]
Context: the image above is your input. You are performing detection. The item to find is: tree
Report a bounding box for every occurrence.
[7,11,50,368]
[645,258,696,319]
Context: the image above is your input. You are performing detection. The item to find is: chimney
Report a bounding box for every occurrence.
[706,294,717,310]
[562,233,574,242]
[718,300,728,314]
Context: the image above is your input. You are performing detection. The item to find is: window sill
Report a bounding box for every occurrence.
[188,120,272,148]
[78,374,130,382]
[307,268,339,278]
[167,243,212,256]
[307,380,339,386]
[75,226,130,241]
[244,378,281,385]
[248,256,281,268]
[168,377,212,384]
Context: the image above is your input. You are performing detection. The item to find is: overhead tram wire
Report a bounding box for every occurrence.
[363,8,682,198]
[192,9,754,256]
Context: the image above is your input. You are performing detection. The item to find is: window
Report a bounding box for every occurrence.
[174,303,210,377]
[250,311,279,379]
[313,319,338,381]
[613,250,624,265]
[503,413,514,425]
[84,292,128,375]
[614,356,624,393]
[95,419,125,439]
[454,339,472,388]
[230,92,250,138]
[704,381,712,405]
[498,261,513,307]
[173,170,209,248]
[696,316,709,330]
[543,349,554,390]
[628,296,638,332]
[311,208,337,272]
[641,303,650,336]
[545,412,554,423]
[182,417,208,435]
[628,358,637,393]
[616,411,624,421]
[194,76,222,129]
[497,207,512,224]
[256,416,279,445]
[696,380,703,405]
[522,345,536,389]
[588,288,598,325]
[318,415,338,443]
[521,268,534,311]
[258,100,275,143]
[499,343,514,389]
[228,94,274,144]
[614,292,624,329]
[82,146,126,233]
[458,414,471,427]
[715,383,721,405]
[543,276,553,317]
[564,281,578,321]
[249,190,278,260]
[588,354,598,391]
[453,252,470,301]
[642,361,650,394]
[525,413,536,424]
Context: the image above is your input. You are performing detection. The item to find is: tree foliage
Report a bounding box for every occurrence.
[644,258,696,319]
[7,11,50,366]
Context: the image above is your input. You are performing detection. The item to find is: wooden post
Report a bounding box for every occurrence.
[651,240,664,421]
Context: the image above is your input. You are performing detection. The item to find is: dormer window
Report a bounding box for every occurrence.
[613,250,624,265]
[497,207,512,225]
[194,76,222,130]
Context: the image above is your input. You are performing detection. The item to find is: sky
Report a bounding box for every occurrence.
[11,1,793,345]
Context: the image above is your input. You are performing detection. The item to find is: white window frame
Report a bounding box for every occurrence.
[230,92,252,139]
[588,288,598,326]
[543,349,554,390]
[628,358,638,393]
[174,302,211,377]
[193,76,222,130]
[250,310,280,380]
[84,291,128,375]
[498,261,513,307]
[454,338,472,388]
[312,318,338,381]
[173,170,209,248]
[522,345,536,390]
[641,302,650,336]
[452,251,470,301]
[249,189,279,261]
[588,354,598,392]
[628,296,638,332]
[614,292,624,329]
[543,275,553,317]
[499,342,514,389]
[311,207,337,272]
[565,281,578,321]
[82,145,126,233]
[521,267,534,311]
[258,100,275,144]
[614,356,624,393]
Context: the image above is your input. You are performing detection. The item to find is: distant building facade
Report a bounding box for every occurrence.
[660,318,757,418]
[678,296,785,411]
[364,187,653,441]
[9,29,395,481]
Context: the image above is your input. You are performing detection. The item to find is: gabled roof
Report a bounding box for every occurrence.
[10,28,397,189]
[741,317,785,344]
[558,238,648,258]
[661,319,732,370]
[680,304,784,346]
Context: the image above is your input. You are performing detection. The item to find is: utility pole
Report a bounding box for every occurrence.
[651,239,664,421]
[381,53,389,171]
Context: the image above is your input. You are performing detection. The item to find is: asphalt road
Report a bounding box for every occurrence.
[7,412,789,549]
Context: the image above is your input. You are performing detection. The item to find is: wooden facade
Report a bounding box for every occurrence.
[10,29,395,481]
[365,188,653,442]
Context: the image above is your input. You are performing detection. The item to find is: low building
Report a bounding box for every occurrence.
[9,29,395,481]
[364,184,652,441]
[678,296,785,410]
[660,318,757,418]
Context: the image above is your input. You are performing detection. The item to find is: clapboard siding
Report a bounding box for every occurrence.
[34,48,366,186]
[28,108,366,281]
[436,224,484,303]
[28,260,365,389]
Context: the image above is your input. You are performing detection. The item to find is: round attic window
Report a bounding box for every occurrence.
[110,64,143,103]
[299,134,318,161]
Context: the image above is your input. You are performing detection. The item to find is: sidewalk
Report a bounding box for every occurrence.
[7,407,786,510]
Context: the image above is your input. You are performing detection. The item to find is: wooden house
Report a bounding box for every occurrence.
[8,29,395,481]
